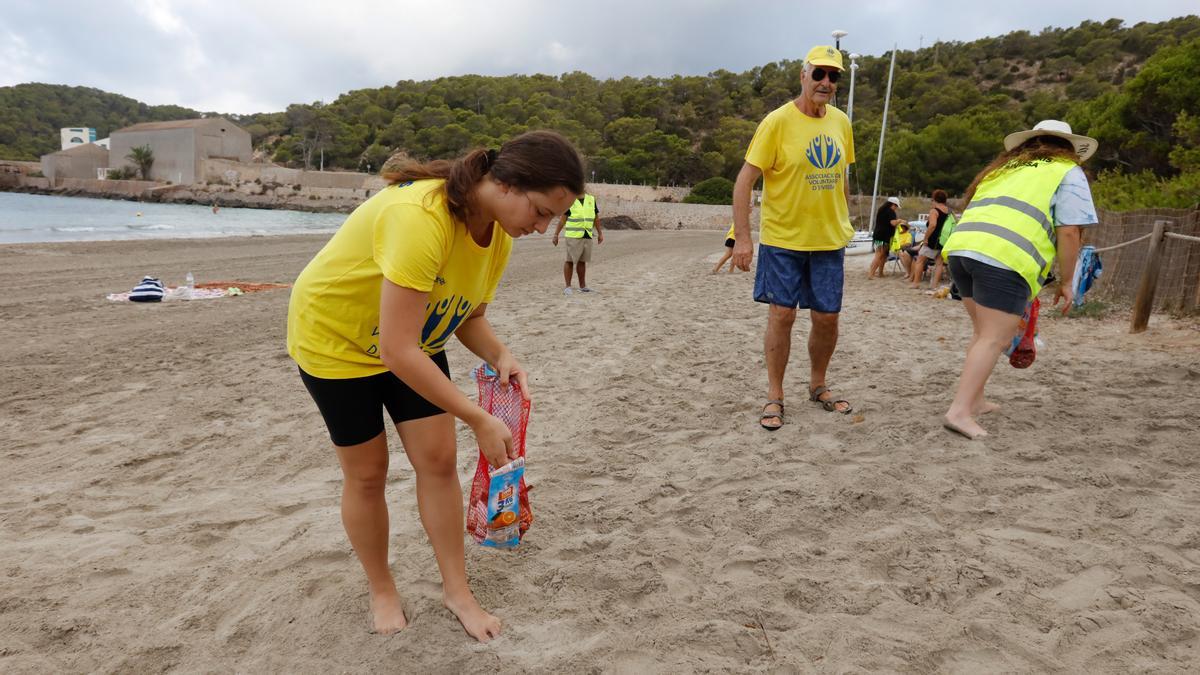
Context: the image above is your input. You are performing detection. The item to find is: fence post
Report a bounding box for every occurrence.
[1130,220,1169,333]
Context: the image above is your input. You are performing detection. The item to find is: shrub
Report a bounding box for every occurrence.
[1092,169,1200,210]
[683,177,735,205]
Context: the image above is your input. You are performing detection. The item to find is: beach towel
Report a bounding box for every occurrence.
[1071,244,1102,308]
[107,287,226,302]
[128,276,165,303]
[466,362,533,545]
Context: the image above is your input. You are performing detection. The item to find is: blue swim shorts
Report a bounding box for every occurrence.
[753,244,845,313]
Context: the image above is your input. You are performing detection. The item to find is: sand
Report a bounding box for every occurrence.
[1,230,1199,672]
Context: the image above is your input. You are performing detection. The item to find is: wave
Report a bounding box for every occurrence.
[128,223,175,230]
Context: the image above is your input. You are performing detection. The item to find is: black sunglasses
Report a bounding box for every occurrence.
[811,67,841,84]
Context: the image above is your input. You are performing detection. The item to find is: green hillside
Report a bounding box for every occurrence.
[3,16,1198,207]
[0,85,200,158]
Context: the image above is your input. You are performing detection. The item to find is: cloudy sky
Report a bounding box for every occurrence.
[1,1,1195,114]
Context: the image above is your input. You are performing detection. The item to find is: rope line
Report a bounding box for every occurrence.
[1164,232,1200,244]
[1093,232,1153,253]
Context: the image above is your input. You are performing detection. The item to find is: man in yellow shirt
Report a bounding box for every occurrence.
[731,45,855,430]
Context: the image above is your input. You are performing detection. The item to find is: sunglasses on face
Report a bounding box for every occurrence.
[811,67,841,84]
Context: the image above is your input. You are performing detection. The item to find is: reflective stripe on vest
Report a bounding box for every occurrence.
[564,194,596,238]
[942,158,1075,298]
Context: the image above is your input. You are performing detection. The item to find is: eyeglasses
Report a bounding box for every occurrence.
[811,67,841,84]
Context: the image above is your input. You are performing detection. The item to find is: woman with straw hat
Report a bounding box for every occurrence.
[940,120,1099,439]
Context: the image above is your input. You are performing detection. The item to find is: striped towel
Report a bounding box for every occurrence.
[129,276,165,303]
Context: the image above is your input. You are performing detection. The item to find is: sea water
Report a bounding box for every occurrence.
[0,192,346,244]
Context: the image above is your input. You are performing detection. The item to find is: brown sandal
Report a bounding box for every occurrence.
[809,385,852,414]
[760,399,784,430]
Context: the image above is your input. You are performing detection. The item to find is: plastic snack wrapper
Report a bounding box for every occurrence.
[1005,298,1040,369]
[466,363,533,547]
[481,458,524,549]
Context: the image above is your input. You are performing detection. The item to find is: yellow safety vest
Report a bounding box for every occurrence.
[942,158,1075,298]
[564,194,597,239]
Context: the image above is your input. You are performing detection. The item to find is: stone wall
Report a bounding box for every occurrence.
[585,183,691,202]
[201,159,384,191]
[58,178,160,195]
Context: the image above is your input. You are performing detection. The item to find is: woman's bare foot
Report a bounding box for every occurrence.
[973,400,1000,415]
[368,589,408,635]
[943,412,987,439]
[444,590,501,642]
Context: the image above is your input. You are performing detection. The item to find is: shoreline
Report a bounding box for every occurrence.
[0,183,355,214]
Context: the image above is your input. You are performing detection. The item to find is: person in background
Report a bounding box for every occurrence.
[287,131,583,641]
[909,190,951,288]
[552,192,603,294]
[892,220,916,276]
[712,222,739,274]
[868,197,905,279]
[940,120,1098,439]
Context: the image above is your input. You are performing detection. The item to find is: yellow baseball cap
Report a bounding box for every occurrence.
[805,45,844,70]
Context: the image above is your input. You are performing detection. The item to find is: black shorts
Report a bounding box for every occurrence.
[298,351,450,447]
[724,238,735,248]
[947,255,1031,316]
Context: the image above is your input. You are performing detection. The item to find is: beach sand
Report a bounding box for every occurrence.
[2,231,1199,672]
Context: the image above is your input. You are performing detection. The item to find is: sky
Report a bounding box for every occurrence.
[1,0,1196,115]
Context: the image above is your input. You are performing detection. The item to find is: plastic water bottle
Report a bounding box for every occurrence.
[183,271,194,300]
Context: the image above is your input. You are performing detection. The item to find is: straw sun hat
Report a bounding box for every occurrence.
[1003,119,1097,161]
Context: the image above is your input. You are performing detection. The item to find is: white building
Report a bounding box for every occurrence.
[60,127,97,150]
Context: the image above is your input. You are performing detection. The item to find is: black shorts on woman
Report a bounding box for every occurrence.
[299,351,451,447]
[947,255,1030,316]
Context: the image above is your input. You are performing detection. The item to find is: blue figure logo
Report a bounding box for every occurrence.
[806,135,842,170]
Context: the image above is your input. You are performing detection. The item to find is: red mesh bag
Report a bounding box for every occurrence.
[1008,298,1040,369]
[466,363,533,544]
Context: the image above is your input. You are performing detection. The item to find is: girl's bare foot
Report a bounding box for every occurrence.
[973,400,1000,415]
[943,412,987,439]
[369,590,408,635]
[444,590,501,642]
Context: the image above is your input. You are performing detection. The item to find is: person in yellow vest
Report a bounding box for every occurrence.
[711,222,739,274]
[731,45,856,429]
[891,220,916,276]
[287,131,583,641]
[941,119,1098,439]
[552,192,603,294]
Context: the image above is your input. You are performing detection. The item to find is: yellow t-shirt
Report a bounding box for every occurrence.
[724,223,736,240]
[287,179,512,379]
[745,101,855,251]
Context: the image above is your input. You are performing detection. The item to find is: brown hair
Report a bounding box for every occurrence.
[962,135,1079,206]
[382,130,585,223]
[932,189,948,203]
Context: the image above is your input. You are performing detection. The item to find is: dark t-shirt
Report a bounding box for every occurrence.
[927,206,949,250]
[564,199,599,239]
[873,206,897,243]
